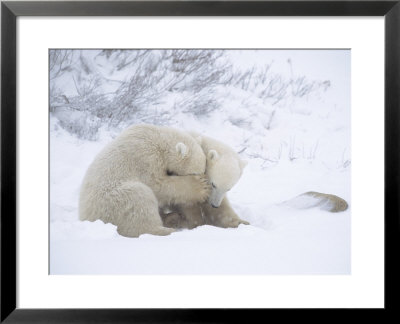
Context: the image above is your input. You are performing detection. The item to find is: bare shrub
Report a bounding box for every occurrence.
[163,50,229,92]
[49,50,331,142]
[179,92,220,117]
[50,49,232,138]
[49,49,74,80]
[228,61,330,106]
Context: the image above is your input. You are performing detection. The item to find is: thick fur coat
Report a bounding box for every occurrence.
[161,134,249,229]
[79,124,210,237]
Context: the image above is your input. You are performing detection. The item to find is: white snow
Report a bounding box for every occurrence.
[50,50,351,275]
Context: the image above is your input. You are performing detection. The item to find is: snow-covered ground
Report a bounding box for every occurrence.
[50,50,351,275]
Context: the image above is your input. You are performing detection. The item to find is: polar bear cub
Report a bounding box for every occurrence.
[161,133,249,229]
[79,124,210,237]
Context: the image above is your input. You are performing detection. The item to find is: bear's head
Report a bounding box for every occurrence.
[206,149,248,208]
[168,136,206,177]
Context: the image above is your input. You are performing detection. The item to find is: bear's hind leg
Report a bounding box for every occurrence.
[178,205,205,229]
[113,181,175,238]
[160,211,187,229]
[160,205,204,229]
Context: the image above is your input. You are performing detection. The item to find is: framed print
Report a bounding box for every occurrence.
[1,0,399,322]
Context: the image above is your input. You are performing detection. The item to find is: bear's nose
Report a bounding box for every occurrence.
[211,204,218,208]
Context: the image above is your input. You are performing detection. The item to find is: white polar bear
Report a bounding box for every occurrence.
[161,133,249,229]
[79,124,210,238]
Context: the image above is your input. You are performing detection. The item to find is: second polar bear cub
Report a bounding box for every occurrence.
[162,133,249,229]
[79,124,210,238]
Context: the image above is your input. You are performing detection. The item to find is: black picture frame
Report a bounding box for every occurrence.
[1,0,399,322]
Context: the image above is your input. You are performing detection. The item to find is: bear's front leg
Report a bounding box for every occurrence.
[155,175,211,206]
[201,196,249,228]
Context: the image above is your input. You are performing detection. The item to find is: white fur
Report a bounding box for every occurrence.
[163,133,249,229]
[198,134,247,208]
[79,124,210,237]
[175,142,187,157]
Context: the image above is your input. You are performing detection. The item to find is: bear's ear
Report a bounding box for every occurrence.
[194,135,202,145]
[208,149,219,161]
[240,159,248,169]
[176,142,187,158]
